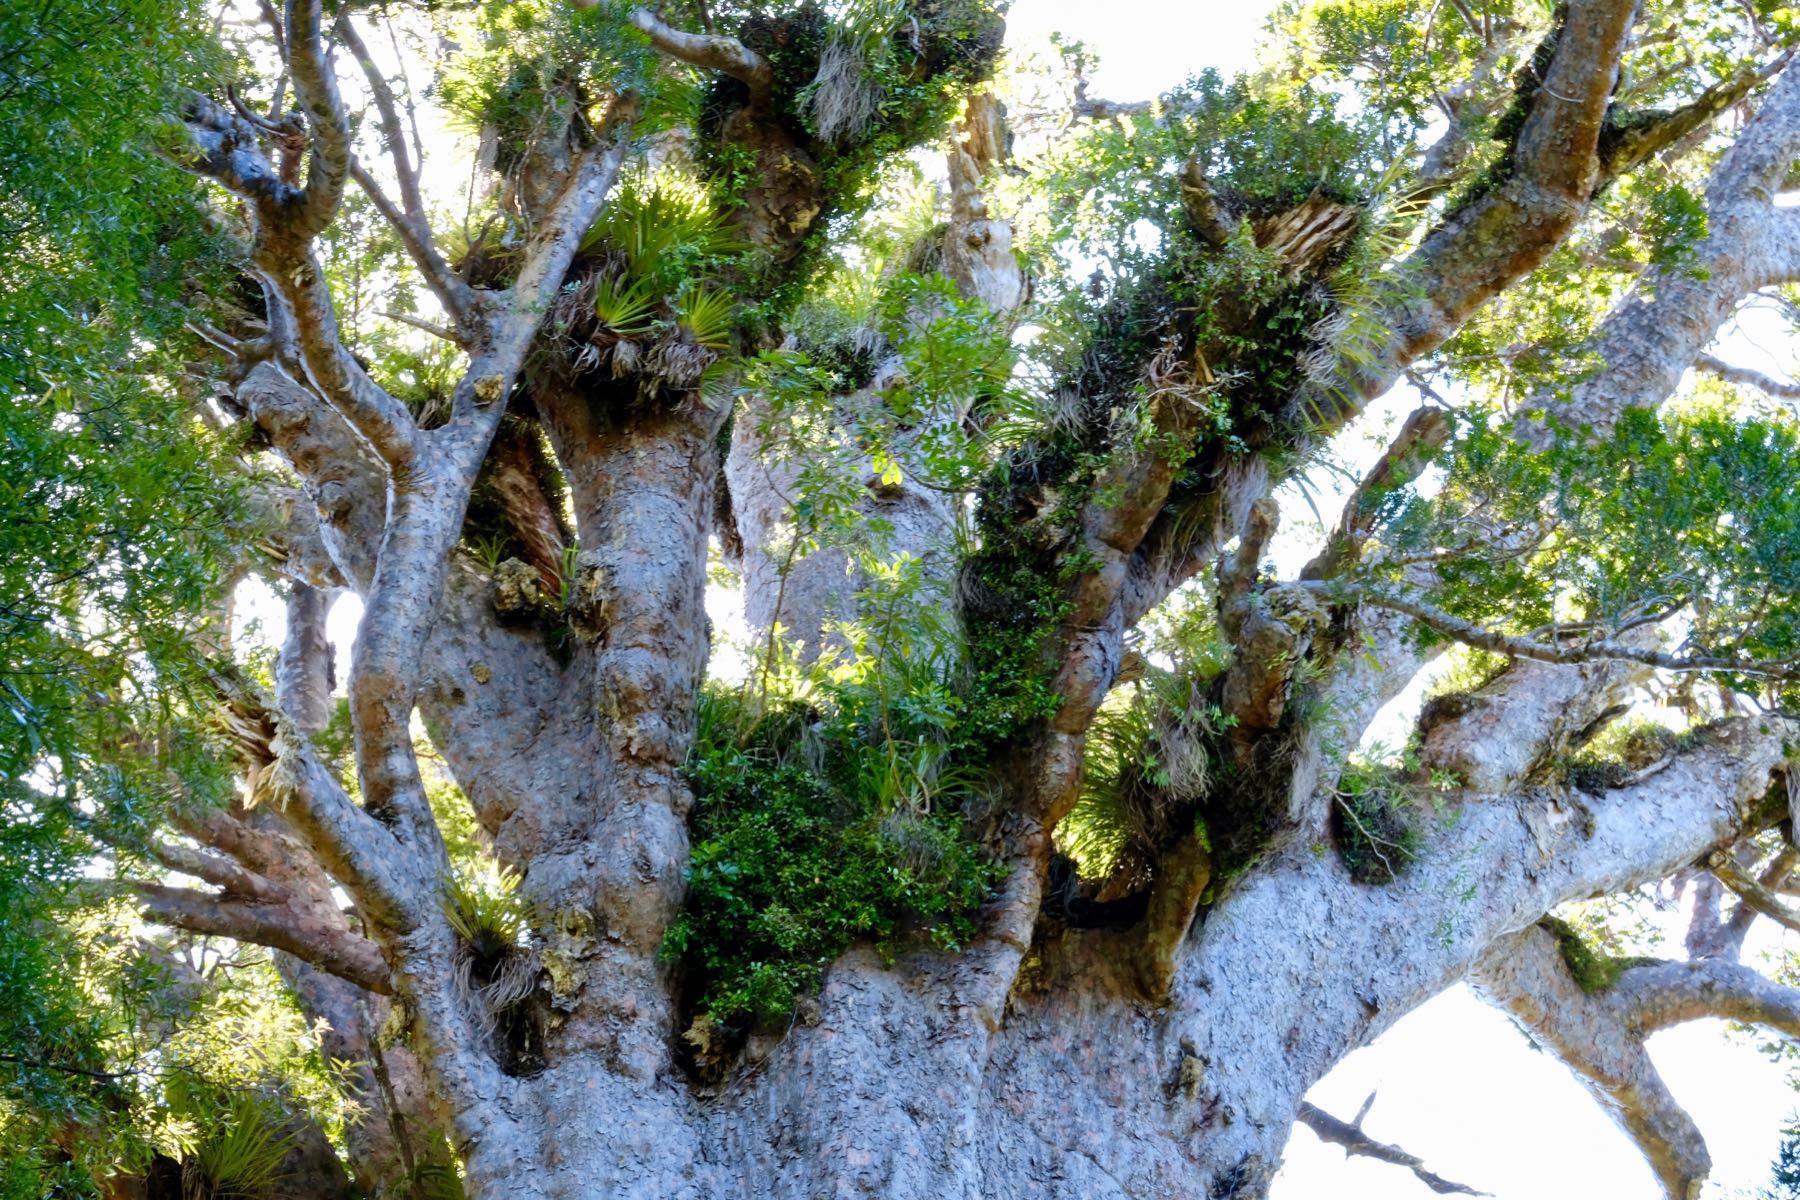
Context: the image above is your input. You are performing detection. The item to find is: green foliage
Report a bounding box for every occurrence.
[392,1158,469,1200]
[1558,717,1707,791]
[668,559,1004,1030]
[443,862,531,964]
[695,0,1005,318]
[565,168,752,378]
[1267,0,1515,128]
[0,929,360,1197]
[1056,678,1232,886]
[672,281,739,350]
[1539,914,1660,995]
[581,171,742,287]
[1636,176,1711,276]
[1006,65,1385,299]
[439,0,661,168]
[742,271,1020,554]
[183,1091,297,1198]
[591,273,660,338]
[0,0,254,1186]
[672,700,998,1026]
[1331,757,1424,885]
[1368,398,1800,709]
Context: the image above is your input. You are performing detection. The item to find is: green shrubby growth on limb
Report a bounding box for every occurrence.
[671,556,1004,1045]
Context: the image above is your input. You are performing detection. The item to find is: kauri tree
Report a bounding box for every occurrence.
[7,0,1800,1196]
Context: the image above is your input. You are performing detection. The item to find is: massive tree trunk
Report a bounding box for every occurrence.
[130,3,1800,1197]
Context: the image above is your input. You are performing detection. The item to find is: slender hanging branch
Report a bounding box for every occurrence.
[1324,586,1800,681]
[1302,406,1451,581]
[1709,854,1800,936]
[1695,353,1800,403]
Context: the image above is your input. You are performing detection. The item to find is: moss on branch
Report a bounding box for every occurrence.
[1539,915,1659,995]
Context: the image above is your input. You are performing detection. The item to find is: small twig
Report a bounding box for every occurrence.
[1695,353,1800,405]
[1318,586,1800,682]
[0,1053,131,1083]
[1298,1100,1488,1195]
[380,309,459,343]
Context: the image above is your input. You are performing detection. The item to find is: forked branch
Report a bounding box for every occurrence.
[1297,1098,1487,1196]
[1471,926,1710,1200]
[117,882,392,994]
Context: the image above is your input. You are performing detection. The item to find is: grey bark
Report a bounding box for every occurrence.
[146,13,1800,1200]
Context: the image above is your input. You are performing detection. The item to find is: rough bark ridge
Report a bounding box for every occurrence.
[133,3,1800,1198]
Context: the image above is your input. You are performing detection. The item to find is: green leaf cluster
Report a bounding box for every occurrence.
[668,551,1039,1031]
[0,0,252,1187]
[1378,400,1800,708]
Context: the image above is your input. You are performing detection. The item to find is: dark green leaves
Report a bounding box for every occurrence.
[1376,399,1800,703]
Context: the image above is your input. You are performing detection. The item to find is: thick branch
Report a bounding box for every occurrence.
[1596,66,1768,182]
[175,94,418,468]
[126,882,392,994]
[337,100,638,886]
[283,0,353,242]
[1165,716,1796,1191]
[1132,832,1212,1001]
[1614,954,1800,1037]
[1470,926,1708,1200]
[624,7,771,97]
[1315,0,1636,420]
[1179,159,1234,250]
[277,581,336,734]
[1521,60,1800,443]
[1472,913,1800,1200]
[255,253,419,467]
[144,839,285,903]
[211,667,419,927]
[481,93,641,379]
[229,361,385,588]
